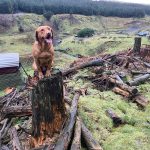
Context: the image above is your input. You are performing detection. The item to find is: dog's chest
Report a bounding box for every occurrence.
[38,51,52,64]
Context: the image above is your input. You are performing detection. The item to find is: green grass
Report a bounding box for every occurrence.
[0,13,45,54]
[0,33,32,54]
[68,70,150,150]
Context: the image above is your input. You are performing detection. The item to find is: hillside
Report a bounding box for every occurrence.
[1,13,150,57]
[0,13,150,150]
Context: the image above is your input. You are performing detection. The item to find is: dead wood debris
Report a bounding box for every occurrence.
[0,83,101,150]
[0,47,150,149]
[67,48,149,107]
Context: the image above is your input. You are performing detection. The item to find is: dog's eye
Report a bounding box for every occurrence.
[41,29,44,32]
[48,28,50,30]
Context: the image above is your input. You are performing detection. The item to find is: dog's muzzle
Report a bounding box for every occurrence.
[45,33,52,44]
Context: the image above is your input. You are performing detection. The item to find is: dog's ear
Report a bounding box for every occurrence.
[35,31,39,42]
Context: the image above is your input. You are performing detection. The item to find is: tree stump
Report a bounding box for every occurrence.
[30,69,66,148]
[133,37,141,54]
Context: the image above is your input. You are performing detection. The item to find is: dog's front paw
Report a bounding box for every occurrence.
[45,70,51,77]
[39,72,44,79]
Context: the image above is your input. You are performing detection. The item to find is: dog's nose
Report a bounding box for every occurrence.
[47,33,51,39]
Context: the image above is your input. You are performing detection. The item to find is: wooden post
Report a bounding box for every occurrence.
[133,37,141,54]
[30,69,66,148]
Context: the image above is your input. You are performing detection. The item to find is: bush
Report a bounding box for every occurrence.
[77,28,94,38]
[18,25,24,33]
[43,11,53,20]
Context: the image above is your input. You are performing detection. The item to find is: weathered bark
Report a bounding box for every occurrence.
[1,119,13,140]
[143,62,150,68]
[31,69,66,148]
[54,91,81,150]
[31,145,55,150]
[2,106,32,118]
[81,122,103,150]
[70,117,81,150]
[133,37,141,54]
[131,70,150,75]
[112,87,130,98]
[106,109,124,127]
[9,127,23,150]
[1,145,10,150]
[62,59,104,76]
[115,75,124,83]
[0,119,8,148]
[127,74,150,86]
[109,77,138,95]
[133,95,149,107]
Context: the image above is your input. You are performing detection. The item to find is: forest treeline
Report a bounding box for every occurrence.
[0,0,150,18]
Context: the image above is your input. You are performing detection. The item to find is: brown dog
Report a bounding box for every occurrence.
[32,26,54,79]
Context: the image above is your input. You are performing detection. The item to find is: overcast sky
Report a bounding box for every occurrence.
[109,0,150,5]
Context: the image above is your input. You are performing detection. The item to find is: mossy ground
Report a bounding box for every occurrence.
[0,13,150,149]
[68,70,150,150]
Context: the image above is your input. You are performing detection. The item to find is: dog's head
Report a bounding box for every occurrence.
[35,26,53,44]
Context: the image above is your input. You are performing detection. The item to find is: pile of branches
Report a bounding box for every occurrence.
[62,48,149,107]
[0,83,103,150]
[0,87,32,149]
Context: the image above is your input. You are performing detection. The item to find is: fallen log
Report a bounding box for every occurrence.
[1,119,13,140]
[131,70,150,75]
[109,77,138,95]
[30,69,66,148]
[133,95,149,107]
[127,74,150,86]
[106,109,124,127]
[70,117,81,150]
[1,106,32,119]
[112,87,130,98]
[143,62,150,68]
[115,75,124,83]
[1,96,72,120]
[62,58,104,76]
[9,127,23,150]
[112,87,149,107]
[81,122,103,150]
[54,91,81,150]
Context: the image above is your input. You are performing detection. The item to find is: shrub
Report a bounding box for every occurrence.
[43,11,53,20]
[18,25,24,33]
[77,28,94,38]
